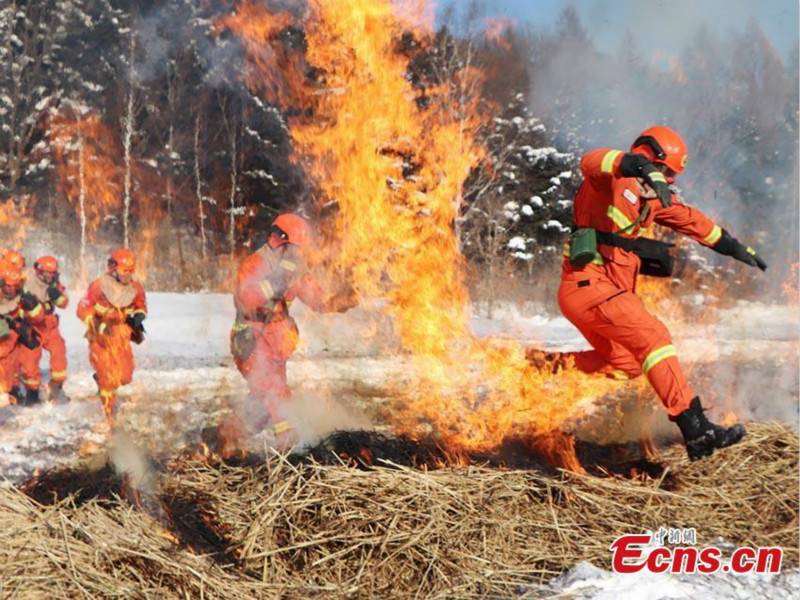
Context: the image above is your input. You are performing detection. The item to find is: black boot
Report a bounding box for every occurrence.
[10,385,25,405]
[49,381,71,404]
[22,388,41,407]
[671,397,746,461]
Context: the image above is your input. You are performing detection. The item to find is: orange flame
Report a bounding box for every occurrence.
[220,0,623,468]
[50,113,124,241]
[484,17,515,51]
[0,195,35,248]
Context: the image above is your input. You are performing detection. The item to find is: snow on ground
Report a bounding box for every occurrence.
[0,291,794,482]
[545,560,800,600]
[1,292,798,598]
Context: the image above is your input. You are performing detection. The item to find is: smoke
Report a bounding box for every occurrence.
[527,2,799,296]
[108,430,162,514]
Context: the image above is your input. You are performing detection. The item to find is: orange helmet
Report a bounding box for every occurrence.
[631,125,688,180]
[108,248,136,275]
[271,213,312,248]
[0,261,23,288]
[34,255,59,274]
[1,249,25,272]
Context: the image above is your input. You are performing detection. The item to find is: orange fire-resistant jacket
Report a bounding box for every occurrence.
[76,274,147,326]
[562,147,723,306]
[24,273,69,331]
[0,292,45,390]
[235,243,327,320]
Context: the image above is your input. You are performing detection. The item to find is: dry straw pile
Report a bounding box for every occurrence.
[1,423,797,599]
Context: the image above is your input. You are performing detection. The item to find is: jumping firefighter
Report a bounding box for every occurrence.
[0,260,44,406]
[23,256,70,403]
[555,125,767,461]
[226,213,357,451]
[76,248,147,424]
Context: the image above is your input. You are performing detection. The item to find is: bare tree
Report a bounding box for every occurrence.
[194,112,207,260]
[122,31,137,248]
[0,0,68,196]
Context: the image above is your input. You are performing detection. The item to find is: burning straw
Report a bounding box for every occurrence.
[1,423,797,598]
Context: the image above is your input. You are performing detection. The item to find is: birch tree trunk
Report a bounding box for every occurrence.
[194,112,207,261]
[122,32,136,248]
[228,114,238,255]
[78,136,87,280]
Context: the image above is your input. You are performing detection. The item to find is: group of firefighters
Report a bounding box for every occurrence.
[0,247,146,423]
[0,125,768,461]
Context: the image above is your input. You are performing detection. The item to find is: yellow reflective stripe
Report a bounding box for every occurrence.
[601,150,622,174]
[746,247,756,256]
[50,370,67,380]
[94,304,111,314]
[703,224,722,245]
[27,304,43,318]
[260,280,274,298]
[648,171,667,184]
[273,420,293,435]
[99,389,115,398]
[23,378,39,387]
[54,296,68,308]
[232,322,250,332]
[607,205,634,230]
[642,344,677,375]
[279,260,296,272]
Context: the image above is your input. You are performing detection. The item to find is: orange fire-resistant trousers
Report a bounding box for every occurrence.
[89,324,135,403]
[26,323,68,386]
[231,318,299,422]
[0,333,19,393]
[16,344,44,391]
[558,285,694,417]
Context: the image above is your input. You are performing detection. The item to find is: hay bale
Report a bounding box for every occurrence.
[0,422,796,599]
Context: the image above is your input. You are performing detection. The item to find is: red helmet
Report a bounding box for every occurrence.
[271,213,312,248]
[1,249,25,272]
[631,125,688,180]
[108,248,136,275]
[34,255,59,274]
[0,261,23,288]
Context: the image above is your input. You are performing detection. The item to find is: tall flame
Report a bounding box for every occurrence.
[50,112,124,241]
[220,0,623,466]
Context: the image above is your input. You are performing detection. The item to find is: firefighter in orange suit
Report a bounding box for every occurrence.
[24,256,70,403]
[0,261,23,405]
[1,249,26,273]
[77,248,147,423]
[558,125,767,461]
[228,213,356,449]
[0,260,45,406]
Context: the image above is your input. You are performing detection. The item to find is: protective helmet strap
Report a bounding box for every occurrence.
[632,135,667,161]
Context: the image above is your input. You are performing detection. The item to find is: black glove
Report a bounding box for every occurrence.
[713,229,767,271]
[127,312,146,332]
[619,153,672,209]
[20,292,39,312]
[126,313,146,345]
[47,283,62,302]
[14,319,40,350]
